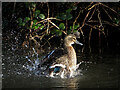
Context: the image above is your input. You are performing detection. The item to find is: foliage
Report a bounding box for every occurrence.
[2,2,120,48]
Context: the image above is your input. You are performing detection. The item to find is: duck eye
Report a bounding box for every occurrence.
[73,37,76,40]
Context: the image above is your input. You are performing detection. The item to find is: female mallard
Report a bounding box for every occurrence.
[39,34,83,78]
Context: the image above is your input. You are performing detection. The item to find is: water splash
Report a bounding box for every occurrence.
[2,31,90,78]
[21,48,83,78]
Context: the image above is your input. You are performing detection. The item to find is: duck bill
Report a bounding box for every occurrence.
[75,40,83,46]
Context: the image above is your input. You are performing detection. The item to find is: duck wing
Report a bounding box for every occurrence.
[39,48,66,68]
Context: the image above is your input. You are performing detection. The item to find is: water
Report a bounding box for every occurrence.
[3,62,119,88]
[2,44,119,89]
[1,29,120,89]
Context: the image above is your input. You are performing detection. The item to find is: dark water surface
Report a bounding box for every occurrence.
[2,45,120,89]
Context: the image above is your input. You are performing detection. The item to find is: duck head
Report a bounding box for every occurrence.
[64,34,83,46]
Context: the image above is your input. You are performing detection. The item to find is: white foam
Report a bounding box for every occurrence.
[49,64,66,69]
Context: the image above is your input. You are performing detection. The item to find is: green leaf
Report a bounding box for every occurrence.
[116,20,119,24]
[58,31,62,36]
[72,6,77,10]
[70,26,72,30]
[33,19,37,24]
[22,22,26,26]
[56,16,61,19]
[55,29,62,36]
[37,24,41,27]
[59,23,65,30]
[51,29,56,34]
[35,10,40,18]
[31,3,36,8]
[32,23,35,29]
[115,19,119,24]
[17,18,22,23]
[66,9,72,14]
[114,18,119,24]
[35,26,39,29]
[57,13,66,20]
[17,18,23,26]
[62,14,67,20]
[32,20,37,29]
[24,17,30,23]
[74,24,80,29]
[40,25,44,30]
[66,14,72,20]
[39,14,45,19]
[67,30,71,34]
[18,23,23,26]
[73,30,77,33]
[70,24,79,31]
[35,10,40,14]
[34,24,43,30]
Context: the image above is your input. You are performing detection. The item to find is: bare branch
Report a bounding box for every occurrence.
[100,3,120,16]
[48,19,60,29]
[88,20,119,27]
[88,3,99,10]
[78,10,91,30]
[88,6,96,21]
[102,6,112,21]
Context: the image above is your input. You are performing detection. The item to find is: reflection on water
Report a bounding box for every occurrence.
[2,46,119,89]
[2,62,119,88]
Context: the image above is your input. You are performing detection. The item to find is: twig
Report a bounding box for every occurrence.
[100,3,120,16]
[71,3,93,32]
[48,34,56,40]
[88,28,92,53]
[72,8,81,32]
[42,38,51,48]
[77,10,91,42]
[97,5,102,27]
[61,30,67,35]
[85,23,106,38]
[34,34,45,41]
[88,6,96,21]
[36,17,61,25]
[97,6,106,37]
[47,2,50,34]
[88,20,119,27]
[89,28,92,41]
[85,2,94,10]
[48,19,60,29]
[66,20,68,34]
[88,3,99,10]
[85,23,100,30]
[29,34,41,47]
[29,3,36,33]
[78,10,91,30]
[29,6,33,33]
[102,6,112,21]
[73,2,94,28]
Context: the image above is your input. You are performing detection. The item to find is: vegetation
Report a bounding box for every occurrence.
[2,2,120,50]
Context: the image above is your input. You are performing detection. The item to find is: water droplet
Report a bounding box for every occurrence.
[25,45,28,47]
[13,63,15,65]
[2,63,5,65]
[26,56,28,58]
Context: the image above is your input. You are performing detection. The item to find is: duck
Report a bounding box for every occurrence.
[38,33,83,78]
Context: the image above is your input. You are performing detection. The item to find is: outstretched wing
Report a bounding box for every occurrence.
[38,48,65,68]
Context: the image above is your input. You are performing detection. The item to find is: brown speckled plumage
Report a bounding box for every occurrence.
[39,34,83,78]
